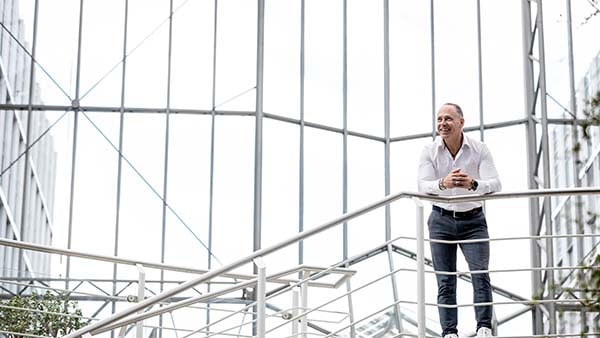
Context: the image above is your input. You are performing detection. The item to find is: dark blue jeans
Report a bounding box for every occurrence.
[428,207,493,336]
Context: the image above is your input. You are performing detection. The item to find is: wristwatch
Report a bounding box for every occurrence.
[469,179,479,191]
[438,178,446,191]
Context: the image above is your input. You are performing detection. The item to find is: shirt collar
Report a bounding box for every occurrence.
[434,133,470,155]
[435,133,470,149]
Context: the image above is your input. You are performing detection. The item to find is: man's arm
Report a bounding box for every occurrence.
[418,146,444,194]
[474,144,502,193]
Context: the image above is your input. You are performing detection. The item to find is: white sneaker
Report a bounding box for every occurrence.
[444,334,459,338]
[476,327,493,337]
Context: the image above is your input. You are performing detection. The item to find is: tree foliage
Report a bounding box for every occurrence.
[577,90,600,139]
[0,291,89,338]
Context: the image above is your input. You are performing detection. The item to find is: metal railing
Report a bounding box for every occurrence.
[45,186,599,338]
[3,187,600,337]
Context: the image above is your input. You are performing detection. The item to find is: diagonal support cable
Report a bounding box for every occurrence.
[0,20,72,101]
[80,111,223,267]
[0,110,69,178]
[79,0,194,101]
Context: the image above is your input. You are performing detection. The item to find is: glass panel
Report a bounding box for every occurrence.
[304,0,343,128]
[541,1,571,119]
[264,0,300,119]
[480,0,525,124]
[163,114,212,268]
[347,0,383,137]
[79,0,124,107]
[18,0,77,105]
[262,119,299,270]
[478,127,531,332]
[347,136,384,256]
[390,0,432,137]
[170,0,214,109]
[69,112,119,280]
[434,0,479,128]
[214,0,257,111]
[118,113,166,282]
[303,127,342,266]
[124,0,169,108]
[212,116,254,272]
[390,137,430,245]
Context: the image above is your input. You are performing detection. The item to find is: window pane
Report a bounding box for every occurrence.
[390,0,432,137]
[304,0,343,129]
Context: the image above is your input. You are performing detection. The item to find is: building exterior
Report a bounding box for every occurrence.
[551,49,600,335]
[1,0,56,281]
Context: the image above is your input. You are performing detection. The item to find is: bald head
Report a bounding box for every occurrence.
[442,103,463,117]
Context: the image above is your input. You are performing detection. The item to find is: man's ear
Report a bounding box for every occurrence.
[460,118,465,127]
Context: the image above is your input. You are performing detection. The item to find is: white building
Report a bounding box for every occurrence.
[551,48,600,335]
[1,0,57,283]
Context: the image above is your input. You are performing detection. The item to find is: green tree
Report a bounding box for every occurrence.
[0,291,89,338]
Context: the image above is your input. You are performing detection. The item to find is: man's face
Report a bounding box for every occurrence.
[436,105,464,140]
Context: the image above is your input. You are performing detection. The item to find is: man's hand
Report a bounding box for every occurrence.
[441,168,473,189]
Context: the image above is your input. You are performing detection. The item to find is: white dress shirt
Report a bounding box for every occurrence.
[418,133,502,211]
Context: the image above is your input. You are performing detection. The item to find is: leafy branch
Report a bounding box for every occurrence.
[0,291,89,338]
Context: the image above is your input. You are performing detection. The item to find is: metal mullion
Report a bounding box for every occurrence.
[252,1,265,335]
[161,0,175,281]
[390,119,529,142]
[254,0,265,255]
[383,0,390,241]
[383,1,400,332]
[521,0,543,333]
[159,2,175,337]
[429,0,436,138]
[535,0,556,333]
[17,0,38,280]
[112,0,129,333]
[207,0,219,331]
[66,0,85,289]
[299,0,305,267]
[476,0,484,141]
[342,4,353,337]
[342,0,348,263]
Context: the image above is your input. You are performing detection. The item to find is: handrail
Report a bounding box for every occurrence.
[63,187,600,338]
[0,238,350,287]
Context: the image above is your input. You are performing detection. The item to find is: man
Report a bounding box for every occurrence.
[418,103,501,338]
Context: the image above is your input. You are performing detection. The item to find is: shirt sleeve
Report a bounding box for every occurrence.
[418,146,443,194]
[475,144,502,193]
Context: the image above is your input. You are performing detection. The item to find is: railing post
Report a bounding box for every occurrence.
[301,270,309,338]
[254,257,266,338]
[136,264,146,338]
[291,283,299,337]
[414,199,426,338]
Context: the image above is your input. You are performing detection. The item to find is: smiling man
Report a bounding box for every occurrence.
[418,103,502,338]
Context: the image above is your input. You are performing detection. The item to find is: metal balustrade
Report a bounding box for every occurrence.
[2,187,600,338]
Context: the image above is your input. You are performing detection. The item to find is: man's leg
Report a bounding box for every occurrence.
[460,212,493,331]
[428,211,458,336]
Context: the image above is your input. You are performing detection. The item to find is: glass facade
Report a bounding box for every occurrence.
[1,0,599,337]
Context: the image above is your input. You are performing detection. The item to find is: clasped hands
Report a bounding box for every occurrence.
[441,168,474,189]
